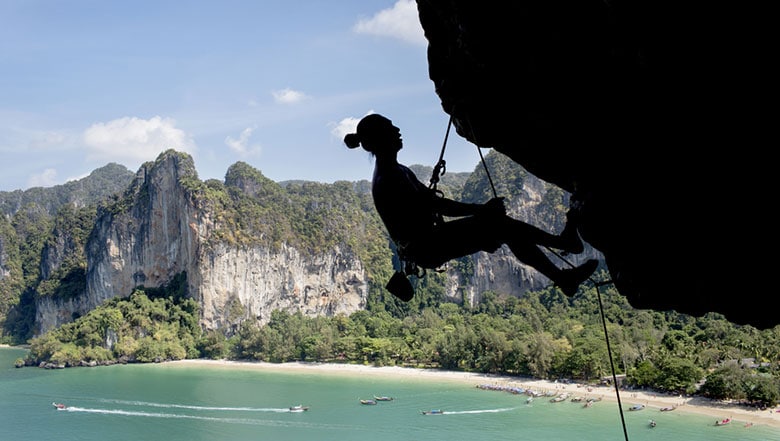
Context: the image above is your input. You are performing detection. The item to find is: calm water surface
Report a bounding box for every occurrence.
[1,347,777,441]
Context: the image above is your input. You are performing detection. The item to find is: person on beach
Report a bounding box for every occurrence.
[343,113,598,300]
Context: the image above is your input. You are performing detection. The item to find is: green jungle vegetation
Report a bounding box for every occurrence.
[2,150,779,408]
[20,273,780,408]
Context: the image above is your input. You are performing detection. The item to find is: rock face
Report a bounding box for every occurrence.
[416,0,775,328]
[196,243,366,330]
[35,151,368,334]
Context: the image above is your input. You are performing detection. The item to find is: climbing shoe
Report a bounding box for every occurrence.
[557,259,599,296]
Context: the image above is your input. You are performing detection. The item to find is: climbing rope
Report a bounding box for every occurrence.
[440,111,630,441]
[476,143,498,199]
[547,251,628,441]
[429,114,497,199]
[428,114,452,194]
[597,279,630,441]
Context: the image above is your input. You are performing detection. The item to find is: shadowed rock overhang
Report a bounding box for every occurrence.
[417,0,776,328]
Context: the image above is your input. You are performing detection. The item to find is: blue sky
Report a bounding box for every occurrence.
[0,0,483,192]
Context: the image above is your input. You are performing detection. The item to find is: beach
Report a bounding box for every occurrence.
[166,359,780,430]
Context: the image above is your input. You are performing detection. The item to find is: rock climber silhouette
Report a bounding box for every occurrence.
[344,113,597,301]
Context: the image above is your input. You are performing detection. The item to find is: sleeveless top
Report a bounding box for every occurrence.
[371,163,440,248]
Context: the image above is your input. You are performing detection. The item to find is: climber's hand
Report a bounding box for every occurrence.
[482,197,506,217]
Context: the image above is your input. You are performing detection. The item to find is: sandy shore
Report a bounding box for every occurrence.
[165,359,780,430]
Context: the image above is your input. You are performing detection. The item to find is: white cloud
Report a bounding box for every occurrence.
[271,88,309,104]
[225,126,262,156]
[83,116,196,163]
[26,168,59,188]
[331,117,361,141]
[331,111,375,141]
[353,0,426,46]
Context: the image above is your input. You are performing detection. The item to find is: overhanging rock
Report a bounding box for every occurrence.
[417,0,776,328]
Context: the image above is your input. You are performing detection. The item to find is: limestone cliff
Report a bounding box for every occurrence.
[197,243,366,330]
[35,150,368,334]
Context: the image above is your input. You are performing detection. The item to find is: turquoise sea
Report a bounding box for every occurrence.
[1,347,777,441]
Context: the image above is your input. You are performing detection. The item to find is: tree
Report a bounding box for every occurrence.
[629,360,660,388]
[744,374,780,408]
[198,330,229,359]
[564,335,609,380]
[699,362,747,400]
[524,332,558,379]
[655,357,703,394]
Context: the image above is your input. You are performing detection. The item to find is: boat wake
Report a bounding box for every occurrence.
[58,406,343,429]
[435,407,516,415]
[98,399,288,413]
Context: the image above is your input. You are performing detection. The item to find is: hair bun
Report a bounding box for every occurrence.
[344,133,361,149]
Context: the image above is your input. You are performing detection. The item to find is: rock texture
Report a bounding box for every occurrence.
[417,0,775,328]
[35,152,368,334]
[196,243,366,330]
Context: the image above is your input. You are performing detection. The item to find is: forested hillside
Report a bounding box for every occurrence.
[0,164,135,340]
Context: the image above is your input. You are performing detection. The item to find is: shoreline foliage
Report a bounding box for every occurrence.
[22,276,780,408]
